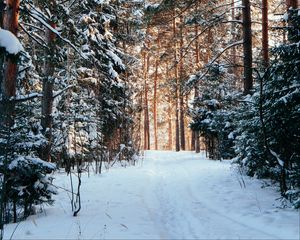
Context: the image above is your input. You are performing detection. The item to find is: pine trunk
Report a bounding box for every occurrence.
[262,0,269,68]
[230,0,237,76]
[286,0,298,42]
[179,16,185,151]
[192,16,200,152]
[41,21,56,161]
[2,0,19,98]
[166,65,173,150]
[143,52,150,150]
[173,14,180,152]
[168,95,173,150]
[0,0,20,127]
[242,0,253,95]
[153,37,159,150]
[286,0,297,9]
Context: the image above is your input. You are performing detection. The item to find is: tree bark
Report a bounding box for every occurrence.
[286,0,298,43]
[262,0,269,68]
[192,13,200,152]
[286,0,297,9]
[230,0,238,76]
[179,16,185,151]
[173,14,180,152]
[41,20,56,161]
[0,0,20,127]
[153,36,160,150]
[166,64,173,150]
[242,0,253,95]
[143,51,150,150]
[153,59,158,150]
[2,0,19,98]
[168,95,173,150]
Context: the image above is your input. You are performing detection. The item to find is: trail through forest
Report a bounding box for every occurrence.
[5,151,299,239]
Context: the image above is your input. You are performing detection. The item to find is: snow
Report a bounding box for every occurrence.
[205,99,219,107]
[107,50,125,70]
[269,149,285,167]
[4,151,299,239]
[8,156,56,170]
[0,29,24,54]
[225,121,231,128]
[283,12,289,21]
[228,132,235,139]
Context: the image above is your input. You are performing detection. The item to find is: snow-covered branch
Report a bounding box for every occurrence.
[26,7,87,59]
[0,93,42,103]
[53,85,76,99]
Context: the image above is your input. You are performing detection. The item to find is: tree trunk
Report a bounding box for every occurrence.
[192,14,200,152]
[1,0,19,98]
[153,60,158,150]
[175,64,180,152]
[286,0,298,43]
[0,0,20,127]
[143,52,150,150]
[166,64,173,150]
[242,0,253,95]
[0,1,4,103]
[286,0,297,9]
[168,95,173,150]
[262,0,269,68]
[195,130,200,153]
[41,20,56,161]
[230,0,238,76]
[153,37,159,150]
[179,95,185,150]
[179,16,185,151]
[191,131,196,151]
[173,14,180,152]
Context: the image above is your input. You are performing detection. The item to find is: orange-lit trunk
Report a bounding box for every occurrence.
[166,64,173,150]
[173,14,180,152]
[153,59,158,150]
[0,0,20,127]
[231,0,237,76]
[2,0,20,98]
[143,51,150,150]
[179,16,185,151]
[153,36,160,150]
[192,9,201,152]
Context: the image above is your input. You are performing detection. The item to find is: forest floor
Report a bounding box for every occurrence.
[4,151,300,239]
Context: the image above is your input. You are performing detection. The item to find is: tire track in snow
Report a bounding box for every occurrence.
[142,152,199,239]
[142,151,283,239]
[178,162,281,240]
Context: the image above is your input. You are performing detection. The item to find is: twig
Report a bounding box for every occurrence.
[9,221,22,240]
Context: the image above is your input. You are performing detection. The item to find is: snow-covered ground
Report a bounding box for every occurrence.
[4,151,299,239]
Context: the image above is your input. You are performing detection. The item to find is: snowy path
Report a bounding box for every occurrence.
[5,151,299,239]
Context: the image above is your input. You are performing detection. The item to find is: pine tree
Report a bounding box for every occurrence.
[234,3,300,208]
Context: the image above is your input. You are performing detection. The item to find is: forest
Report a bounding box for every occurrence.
[0,0,299,239]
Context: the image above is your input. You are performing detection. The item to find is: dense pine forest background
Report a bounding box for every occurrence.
[0,0,299,237]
